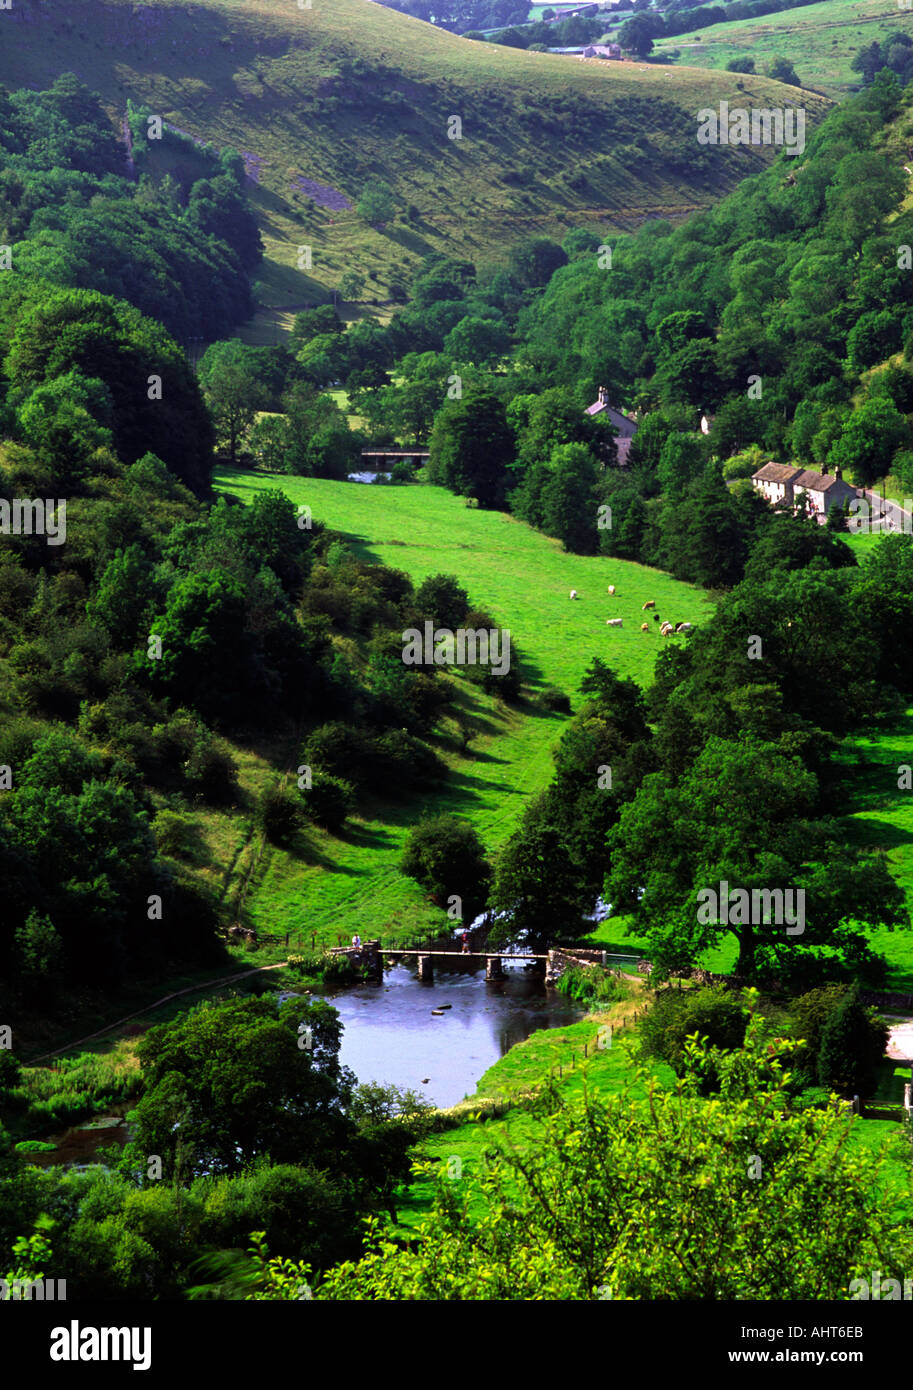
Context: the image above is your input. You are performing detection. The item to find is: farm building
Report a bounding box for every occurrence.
[751,462,860,518]
[585,387,639,465]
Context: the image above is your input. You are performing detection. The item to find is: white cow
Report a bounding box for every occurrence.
[569,590,578,599]
[608,585,616,596]
[606,618,623,628]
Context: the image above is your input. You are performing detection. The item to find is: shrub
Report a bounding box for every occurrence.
[556,965,629,1006]
[183,730,238,803]
[538,685,571,714]
[257,786,303,847]
[400,814,492,922]
[639,986,749,1092]
[300,771,356,830]
[153,810,202,860]
[791,983,848,1081]
[816,984,888,1098]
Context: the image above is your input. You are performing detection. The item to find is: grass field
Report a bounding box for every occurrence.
[837,707,913,989]
[394,991,913,1229]
[210,468,711,946]
[654,0,913,95]
[0,0,829,314]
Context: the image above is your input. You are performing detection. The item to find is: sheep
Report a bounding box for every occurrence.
[641,622,649,632]
[608,585,616,596]
[642,600,656,611]
[606,618,623,628]
[570,590,578,599]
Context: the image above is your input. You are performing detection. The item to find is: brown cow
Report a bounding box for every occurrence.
[642,600,656,611]
[641,622,649,632]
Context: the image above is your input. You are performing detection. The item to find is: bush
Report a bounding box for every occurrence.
[257,786,303,847]
[303,722,445,795]
[556,965,629,1006]
[639,987,749,1093]
[300,771,356,830]
[816,983,888,1098]
[791,983,849,1081]
[538,685,571,714]
[153,810,203,860]
[400,813,492,923]
[183,731,239,803]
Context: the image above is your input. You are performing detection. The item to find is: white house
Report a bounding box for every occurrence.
[585,387,639,465]
[751,462,860,518]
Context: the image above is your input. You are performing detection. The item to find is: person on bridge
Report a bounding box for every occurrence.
[461,931,470,954]
[352,933,362,951]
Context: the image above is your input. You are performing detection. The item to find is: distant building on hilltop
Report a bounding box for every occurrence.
[585,387,639,465]
[751,462,859,518]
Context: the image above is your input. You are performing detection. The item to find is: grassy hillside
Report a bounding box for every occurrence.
[654,0,913,95]
[0,0,828,327]
[211,470,710,944]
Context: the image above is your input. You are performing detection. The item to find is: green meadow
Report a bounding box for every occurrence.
[394,994,912,1229]
[211,468,710,947]
[654,0,913,95]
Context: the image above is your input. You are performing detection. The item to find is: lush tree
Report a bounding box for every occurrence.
[198,341,269,463]
[356,178,397,226]
[766,57,801,86]
[827,397,909,487]
[427,388,514,507]
[400,814,492,923]
[129,997,353,1180]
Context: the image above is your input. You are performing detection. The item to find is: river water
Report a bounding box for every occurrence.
[27,952,610,1165]
[323,956,584,1109]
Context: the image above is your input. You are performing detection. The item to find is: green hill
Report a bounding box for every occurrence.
[211,469,710,943]
[654,0,913,96]
[0,0,829,330]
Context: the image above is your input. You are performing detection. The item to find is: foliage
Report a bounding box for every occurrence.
[400,814,492,923]
[249,1015,913,1299]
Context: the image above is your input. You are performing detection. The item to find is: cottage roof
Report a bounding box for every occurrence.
[792,468,850,493]
[752,463,803,485]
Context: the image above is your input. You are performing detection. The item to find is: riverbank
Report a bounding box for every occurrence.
[393,980,668,1227]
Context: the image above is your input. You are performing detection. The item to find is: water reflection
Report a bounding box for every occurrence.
[325,958,584,1108]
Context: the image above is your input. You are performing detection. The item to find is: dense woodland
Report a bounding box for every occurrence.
[3,71,913,1301]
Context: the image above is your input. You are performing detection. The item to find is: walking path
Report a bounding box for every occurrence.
[885,1016,913,1062]
[861,488,913,531]
[31,962,290,1063]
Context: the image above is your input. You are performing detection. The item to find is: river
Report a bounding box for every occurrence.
[322,956,585,1108]
[27,950,620,1165]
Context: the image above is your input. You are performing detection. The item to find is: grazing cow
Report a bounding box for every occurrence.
[641,622,649,632]
[606,618,623,627]
[660,623,674,636]
[608,585,616,596]
[642,600,656,611]
[570,590,578,599]
[675,622,693,633]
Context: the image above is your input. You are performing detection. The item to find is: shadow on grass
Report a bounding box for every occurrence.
[845,814,913,853]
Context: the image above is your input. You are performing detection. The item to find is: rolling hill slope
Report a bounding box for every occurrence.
[0,0,829,318]
[211,470,711,943]
[654,0,913,96]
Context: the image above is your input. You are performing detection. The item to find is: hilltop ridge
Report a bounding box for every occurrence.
[0,0,830,314]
